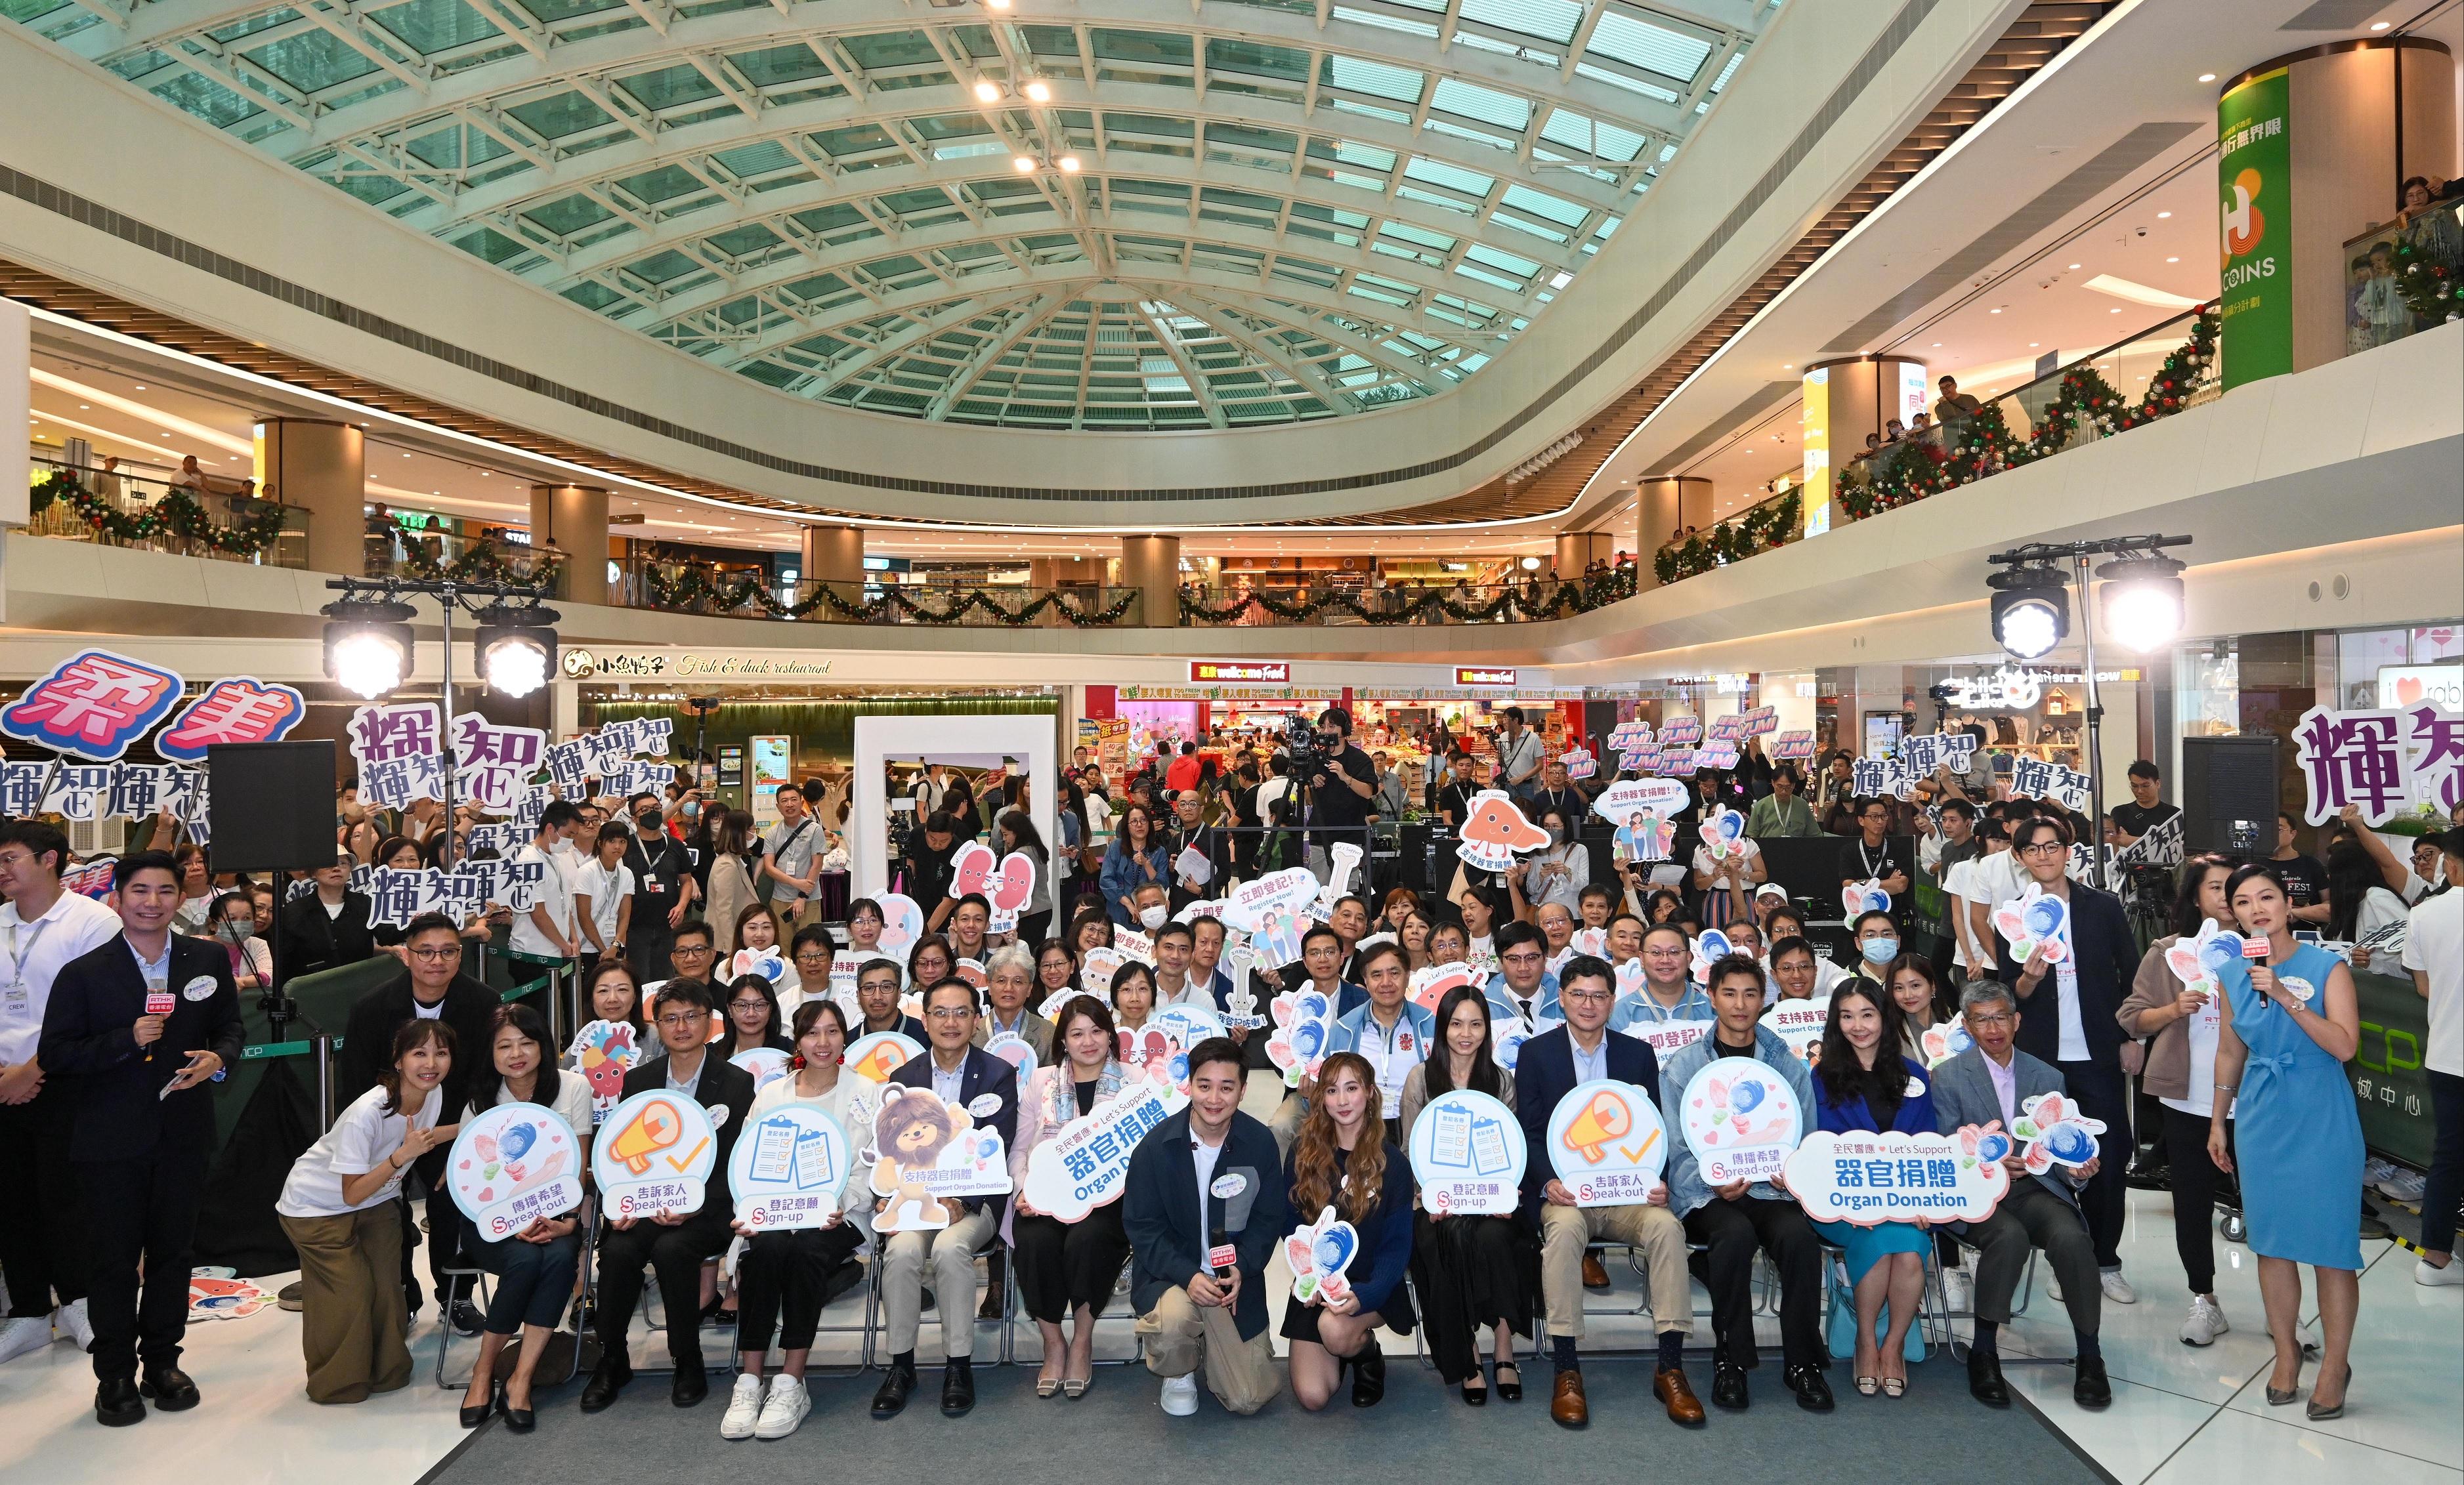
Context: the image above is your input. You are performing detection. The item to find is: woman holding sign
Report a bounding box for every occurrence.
[275,1020,457,1406]
[2208,864,2365,1419]
[1282,1052,1415,1410]
[1398,985,1527,1405]
[1808,983,1936,1398]
[725,1001,868,1442]
[1009,996,1132,1399]
[452,1007,588,1431]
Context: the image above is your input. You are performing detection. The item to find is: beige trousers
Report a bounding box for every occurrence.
[880,1206,996,1358]
[1136,1286,1283,1415]
[1538,1201,1693,1339]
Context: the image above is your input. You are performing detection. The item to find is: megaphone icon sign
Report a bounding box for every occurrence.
[607,1098,683,1175]
[1562,1089,1633,1165]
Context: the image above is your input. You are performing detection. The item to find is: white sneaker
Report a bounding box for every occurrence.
[2180,1295,2228,1345]
[0,1316,53,1366]
[720,1373,767,1440]
[2100,1270,2137,1305]
[754,1375,810,1438]
[1942,1266,1974,1315]
[1158,1373,1200,1417]
[2378,1170,2427,1203]
[2417,1258,2464,1287]
[58,1298,92,1352]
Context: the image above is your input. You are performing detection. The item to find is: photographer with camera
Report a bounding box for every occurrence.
[1302,709,1378,888]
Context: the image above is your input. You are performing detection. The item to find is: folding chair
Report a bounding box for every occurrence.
[865,1230,1012,1366]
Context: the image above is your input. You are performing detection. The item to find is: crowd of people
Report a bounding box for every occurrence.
[0,703,2453,1442]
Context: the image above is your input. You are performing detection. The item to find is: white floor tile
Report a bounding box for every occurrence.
[2142,1406,2464,1485]
[2215,1246,2464,1470]
[2001,1362,2219,1485]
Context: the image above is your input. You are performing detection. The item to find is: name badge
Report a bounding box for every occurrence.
[1209,1173,1246,1199]
[182,974,218,1003]
[706,1104,730,1128]
[1905,1076,1927,1097]
[967,1093,1004,1118]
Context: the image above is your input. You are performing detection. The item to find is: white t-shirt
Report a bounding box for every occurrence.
[2402,889,2461,1077]
[508,841,576,959]
[2357,885,2410,944]
[1942,856,1986,969]
[0,889,123,1066]
[576,859,635,943]
[276,1083,440,1219]
[1689,837,1762,890]
[465,1070,595,1143]
[1191,1133,1225,1251]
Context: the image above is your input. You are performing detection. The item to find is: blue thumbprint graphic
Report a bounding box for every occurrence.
[2042,1125,2094,1163]
[1974,1132,2012,1163]
[1729,1080,1765,1115]
[500,1121,537,1161]
[2023,900,2062,936]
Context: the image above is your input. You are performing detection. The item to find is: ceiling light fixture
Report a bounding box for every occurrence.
[2198,73,2216,82]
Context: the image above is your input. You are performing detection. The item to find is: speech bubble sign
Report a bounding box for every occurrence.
[448,1102,585,1242]
[593,1090,719,1221]
[1407,1089,1526,1216]
[1544,1079,1668,1205]
[729,1102,853,1230]
[1410,960,1479,1013]
[1783,1129,2010,1226]
[1678,1056,1805,1187]
[1021,1081,1183,1223]
[1757,997,1828,1063]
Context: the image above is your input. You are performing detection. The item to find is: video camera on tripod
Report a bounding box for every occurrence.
[1283,711,1325,774]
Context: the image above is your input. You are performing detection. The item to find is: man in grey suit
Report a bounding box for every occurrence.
[1933,980,2110,1410]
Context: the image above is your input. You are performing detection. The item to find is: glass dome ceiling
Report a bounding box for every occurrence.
[10,0,1766,429]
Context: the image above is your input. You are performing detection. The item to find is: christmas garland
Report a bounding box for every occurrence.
[639,562,1138,626]
[2389,234,2464,322]
[1840,304,2219,522]
[32,467,292,557]
[1654,492,1802,584]
[396,538,564,589]
[1179,566,1637,625]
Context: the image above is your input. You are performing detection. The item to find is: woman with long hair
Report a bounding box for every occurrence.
[1809,980,1934,1398]
[2324,839,2411,960]
[1283,1051,1414,1410]
[1399,984,1528,1404]
[454,1007,589,1431]
[1398,912,1434,974]
[996,809,1055,946]
[1098,803,1170,928]
[276,1020,457,1406]
[703,810,761,955]
[723,1001,868,1441]
[2116,852,2241,1346]
[1884,954,1947,1064]
[2209,863,2364,1418]
[1008,996,1132,1399]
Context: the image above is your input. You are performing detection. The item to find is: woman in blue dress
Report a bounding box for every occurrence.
[1809,979,1936,1398]
[2209,862,2364,1420]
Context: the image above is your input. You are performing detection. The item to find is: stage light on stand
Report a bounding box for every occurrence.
[320,596,417,699]
[473,601,562,698]
[1987,566,2070,659]
[2096,554,2187,652]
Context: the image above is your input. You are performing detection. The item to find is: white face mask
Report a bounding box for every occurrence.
[1138,905,1168,931]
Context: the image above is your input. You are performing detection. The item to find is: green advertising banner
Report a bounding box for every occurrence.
[2217,68,2293,388]
[2348,967,2435,1171]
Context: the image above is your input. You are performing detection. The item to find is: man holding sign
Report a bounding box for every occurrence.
[1515,955,1700,1429]
[38,852,240,1427]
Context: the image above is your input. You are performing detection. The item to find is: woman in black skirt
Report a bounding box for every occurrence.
[1397,984,1532,1405]
[1006,995,1134,1399]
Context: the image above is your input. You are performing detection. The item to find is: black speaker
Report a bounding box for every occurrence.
[208,740,339,875]
[2180,734,2280,855]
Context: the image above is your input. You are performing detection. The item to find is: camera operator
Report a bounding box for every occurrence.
[1304,709,1378,886]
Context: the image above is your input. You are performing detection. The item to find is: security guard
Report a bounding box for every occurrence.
[39,850,241,1427]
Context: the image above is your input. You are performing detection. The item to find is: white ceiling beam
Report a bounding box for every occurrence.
[1194,285,1442,385]
[924,292,1078,419]
[1129,300,1229,429]
[766,285,1043,387]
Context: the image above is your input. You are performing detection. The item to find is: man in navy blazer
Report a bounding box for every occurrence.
[39,852,240,1427]
[1991,817,2140,1291]
[1513,955,1702,1430]
[870,977,1019,1421]
[1124,1037,1290,1418]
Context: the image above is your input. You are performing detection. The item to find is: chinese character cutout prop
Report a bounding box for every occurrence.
[1456,790,1549,873]
[1678,1057,1804,1187]
[1407,1089,1525,1215]
[592,1090,719,1221]
[866,1085,1011,1232]
[1284,1205,1361,1307]
[154,677,306,761]
[2293,705,2415,826]
[2,649,185,761]
[1545,1079,1667,1207]
[449,1103,587,1241]
[729,1104,853,1231]
[1785,1129,2010,1226]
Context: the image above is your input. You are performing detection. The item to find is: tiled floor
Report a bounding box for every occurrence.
[0,1175,2453,1484]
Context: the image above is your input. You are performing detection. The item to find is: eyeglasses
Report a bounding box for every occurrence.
[656,1013,706,1030]
[673,944,712,957]
[1966,1011,2013,1027]
[409,946,461,962]
[2018,842,2066,858]
[1563,988,1613,1003]
[925,1007,973,1021]
[729,999,769,1012]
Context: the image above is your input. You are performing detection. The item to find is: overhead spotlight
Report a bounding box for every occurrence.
[2096,553,2187,652]
[973,80,1002,102]
[1011,155,1038,173]
[320,595,417,699]
[1987,565,2070,660]
[473,600,563,698]
[1023,78,1051,102]
[1057,154,1082,172]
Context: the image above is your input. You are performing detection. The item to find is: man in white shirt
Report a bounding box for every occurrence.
[2403,827,2463,1287]
[0,822,123,1364]
[1152,922,1208,1008]
[508,802,581,969]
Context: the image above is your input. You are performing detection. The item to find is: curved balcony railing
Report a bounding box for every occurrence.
[1179,568,1638,626]
[25,456,310,568]
[622,558,1145,627]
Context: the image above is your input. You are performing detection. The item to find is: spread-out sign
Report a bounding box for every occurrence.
[1189,661,1290,683]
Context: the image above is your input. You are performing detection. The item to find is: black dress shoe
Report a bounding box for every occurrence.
[1350,1341,1386,1408]
[1967,1349,2010,1407]
[578,1357,632,1413]
[459,1383,499,1429]
[1494,1361,1523,1402]
[139,1366,200,1412]
[671,1356,708,1407]
[95,1376,145,1427]
[2073,1356,2112,1409]
[1786,1364,1835,1412]
[503,1400,536,1433]
[1711,1358,1750,1410]
[940,1358,975,1417]
[871,1359,917,1419]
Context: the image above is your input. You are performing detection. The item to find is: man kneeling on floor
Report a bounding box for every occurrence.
[1124,1036,1290,1417]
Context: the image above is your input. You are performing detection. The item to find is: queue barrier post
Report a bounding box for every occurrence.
[313,1032,336,1133]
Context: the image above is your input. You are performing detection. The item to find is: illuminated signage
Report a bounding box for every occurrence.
[1456,667,1518,687]
[1187,661,1290,683]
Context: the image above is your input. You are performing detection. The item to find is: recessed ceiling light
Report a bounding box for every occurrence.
[2156,211,2171,219]
[1988,307,2002,314]
[2165,256,2179,263]
[2110,307,2121,313]
[1931,342,1942,348]
[2198,73,2216,83]
[2028,342,2039,347]
[2369,20,2390,29]
[2068,263,2080,270]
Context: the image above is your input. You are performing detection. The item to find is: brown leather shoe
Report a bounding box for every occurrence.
[1550,1370,1589,1427]
[1581,1253,1611,1290]
[1655,1366,1707,1426]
